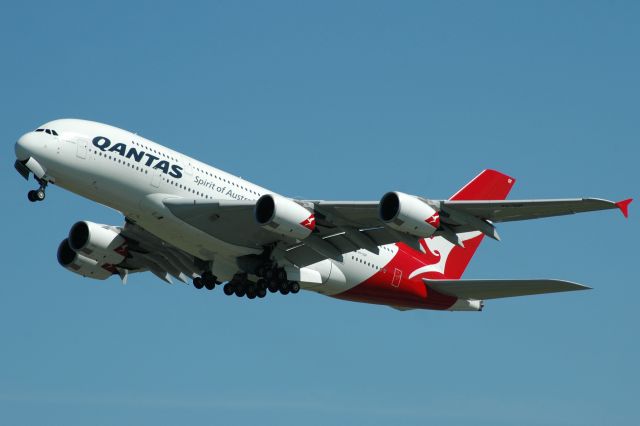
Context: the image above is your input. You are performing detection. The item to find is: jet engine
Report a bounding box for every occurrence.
[379,191,440,238]
[255,194,316,240]
[57,239,115,280]
[68,221,127,265]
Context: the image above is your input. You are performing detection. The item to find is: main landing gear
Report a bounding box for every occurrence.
[27,179,47,202]
[222,267,301,300]
[193,271,218,290]
[192,265,301,300]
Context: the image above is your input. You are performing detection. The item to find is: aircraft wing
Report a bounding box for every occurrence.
[163,196,630,267]
[162,198,279,251]
[163,198,403,267]
[115,220,204,284]
[440,198,632,223]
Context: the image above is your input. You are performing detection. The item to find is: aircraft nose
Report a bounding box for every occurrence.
[15,132,37,161]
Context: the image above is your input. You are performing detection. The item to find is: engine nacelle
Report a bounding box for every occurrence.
[57,239,115,280]
[255,194,316,240]
[68,221,127,265]
[379,191,440,238]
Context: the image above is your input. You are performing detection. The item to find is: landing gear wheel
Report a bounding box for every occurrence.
[245,283,257,299]
[223,283,234,296]
[277,269,287,281]
[290,281,300,294]
[257,279,267,291]
[27,191,37,202]
[202,272,217,290]
[35,189,45,201]
[279,280,290,292]
[193,277,204,289]
[257,288,267,298]
[267,281,279,293]
[279,288,290,295]
[265,269,274,280]
[234,287,246,297]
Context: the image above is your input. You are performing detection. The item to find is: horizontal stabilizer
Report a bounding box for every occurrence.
[424,278,591,300]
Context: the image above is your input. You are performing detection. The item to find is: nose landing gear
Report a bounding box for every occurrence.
[27,179,47,203]
[27,189,45,202]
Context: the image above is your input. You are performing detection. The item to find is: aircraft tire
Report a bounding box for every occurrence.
[223,283,234,295]
[267,281,279,293]
[204,279,215,290]
[277,269,287,281]
[193,277,204,289]
[265,269,274,280]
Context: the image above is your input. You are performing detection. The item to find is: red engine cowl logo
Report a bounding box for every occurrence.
[300,214,316,231]
[426,213,440,228]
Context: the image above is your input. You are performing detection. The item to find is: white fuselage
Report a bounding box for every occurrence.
[15,119,401,297]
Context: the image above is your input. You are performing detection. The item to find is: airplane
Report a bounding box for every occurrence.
[13,119,632,311]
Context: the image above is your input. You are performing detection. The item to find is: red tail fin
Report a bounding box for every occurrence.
[450,169,516,201]
[415,170,516,280]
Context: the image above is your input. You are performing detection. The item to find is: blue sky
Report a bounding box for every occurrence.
[1,1,638,425]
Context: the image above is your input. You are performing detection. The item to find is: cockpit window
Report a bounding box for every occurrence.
[35,128,59,136]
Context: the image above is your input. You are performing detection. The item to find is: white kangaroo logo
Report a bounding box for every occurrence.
[408,231,481,279]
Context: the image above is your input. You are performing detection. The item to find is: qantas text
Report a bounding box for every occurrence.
[92,136,183,178]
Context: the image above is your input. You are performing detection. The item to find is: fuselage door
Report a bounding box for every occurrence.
[151,168,162,188]
[76,139,87,159]
[181,156,194,177]
[391,268,402,287]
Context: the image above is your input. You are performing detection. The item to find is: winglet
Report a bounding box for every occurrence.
[615,198,632,218]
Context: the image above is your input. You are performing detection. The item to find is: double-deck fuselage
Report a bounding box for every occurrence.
[15,119,476,310]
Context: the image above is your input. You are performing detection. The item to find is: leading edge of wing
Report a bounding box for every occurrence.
[423,278,591,300]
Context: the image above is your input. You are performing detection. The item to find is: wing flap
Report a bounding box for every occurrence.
[424,278,591,300]
[163,198,281,249]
